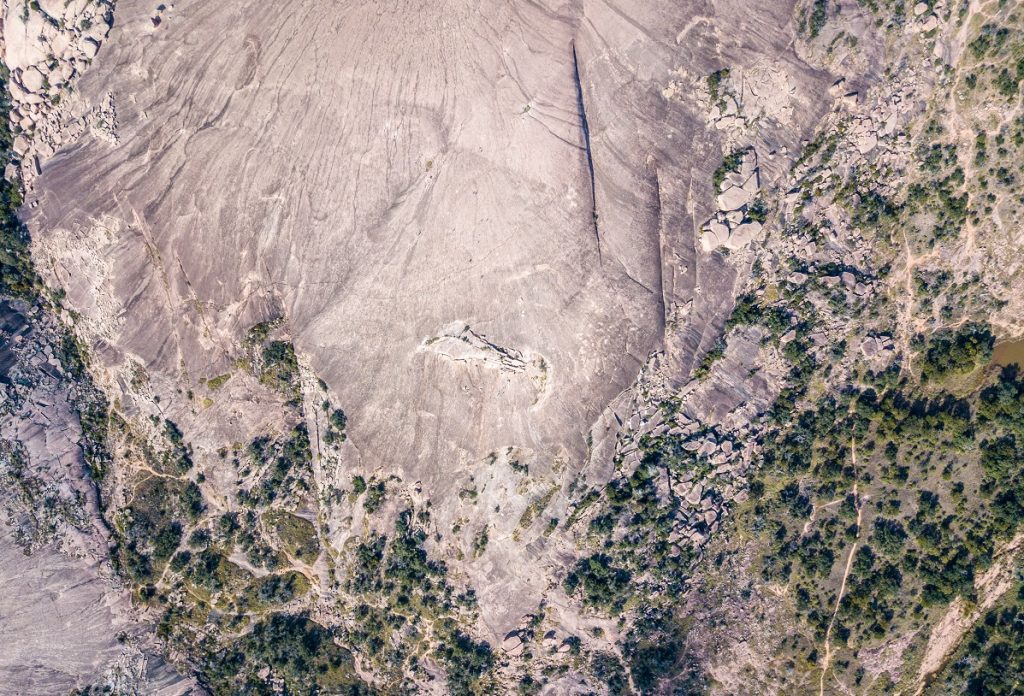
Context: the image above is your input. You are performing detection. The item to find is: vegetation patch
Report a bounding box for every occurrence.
[712,148,748,191]
[264,509,320,563]
[341,508,495,693]
[242,320,302,404]
[195,613,366,695]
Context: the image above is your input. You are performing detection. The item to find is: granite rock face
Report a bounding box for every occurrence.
[0,301,196,694]
[6,0,840,684]
[27,0,828,506]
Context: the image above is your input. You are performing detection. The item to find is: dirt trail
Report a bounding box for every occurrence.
[801,498,844,538]
[896,228,944,373]
[912,532,1024,695]
[819,440,864,696]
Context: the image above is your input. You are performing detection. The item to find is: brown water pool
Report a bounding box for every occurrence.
[992,339,1024,367]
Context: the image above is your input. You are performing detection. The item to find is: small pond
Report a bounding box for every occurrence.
[991,338,1024,367]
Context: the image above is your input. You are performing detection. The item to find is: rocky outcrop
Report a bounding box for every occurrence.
[3,0,845,680]
[3,0,116,184]
[701,148,765,251]
[0,300,196,694]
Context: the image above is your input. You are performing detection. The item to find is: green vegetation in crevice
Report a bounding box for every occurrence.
[807,0,829,38]
[242,319,302,404]
[0,63,39,299]
[205,372,231,390]
[322,399,348,445]
[260,340,300,397]
[712,148,748,191]
[358,476,386,513]
[263,508,320,563]
[162,418,195,473]
[691,336,727,380]
[706,68,731,109]
[516,486,557,535]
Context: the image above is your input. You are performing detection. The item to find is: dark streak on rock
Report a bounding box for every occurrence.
[572,42,601,262]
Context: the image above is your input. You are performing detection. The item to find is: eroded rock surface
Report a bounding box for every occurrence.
[0,300,195,694]
[22,0,833,632]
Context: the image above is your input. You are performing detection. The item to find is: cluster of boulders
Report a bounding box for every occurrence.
[708,63,797,132]
[911,1,941,35]
[745,61,940,375]
[708,92,744,131]
[3,0,113,179]
[612,400,752,550]
[501,618,577,657]
[700,148,764,251]
[860,334,897,364]
[765,65,935,340]
[790,264,878,303]
[786,68,922,209]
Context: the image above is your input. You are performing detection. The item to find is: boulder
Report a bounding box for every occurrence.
[85,18,111,44]
[21,67,46,93]
[502,631,524,655]
[724,170,745,189]
[716,114,740,129]
[13,135,30,156]
[740,151,757,179]
[717,184,753,211]
[856,132,878,155]
[64,0,89,22]
[727,221,762,247]
[81,38,100,59]
[702,221,728,250]
[685,484,703,506]
[741,170,760,194]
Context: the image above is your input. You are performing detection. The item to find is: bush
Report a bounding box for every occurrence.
[197,613,366,695]
[920,323,994,381]
[563,553,632,612]
[712,148,748,191]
